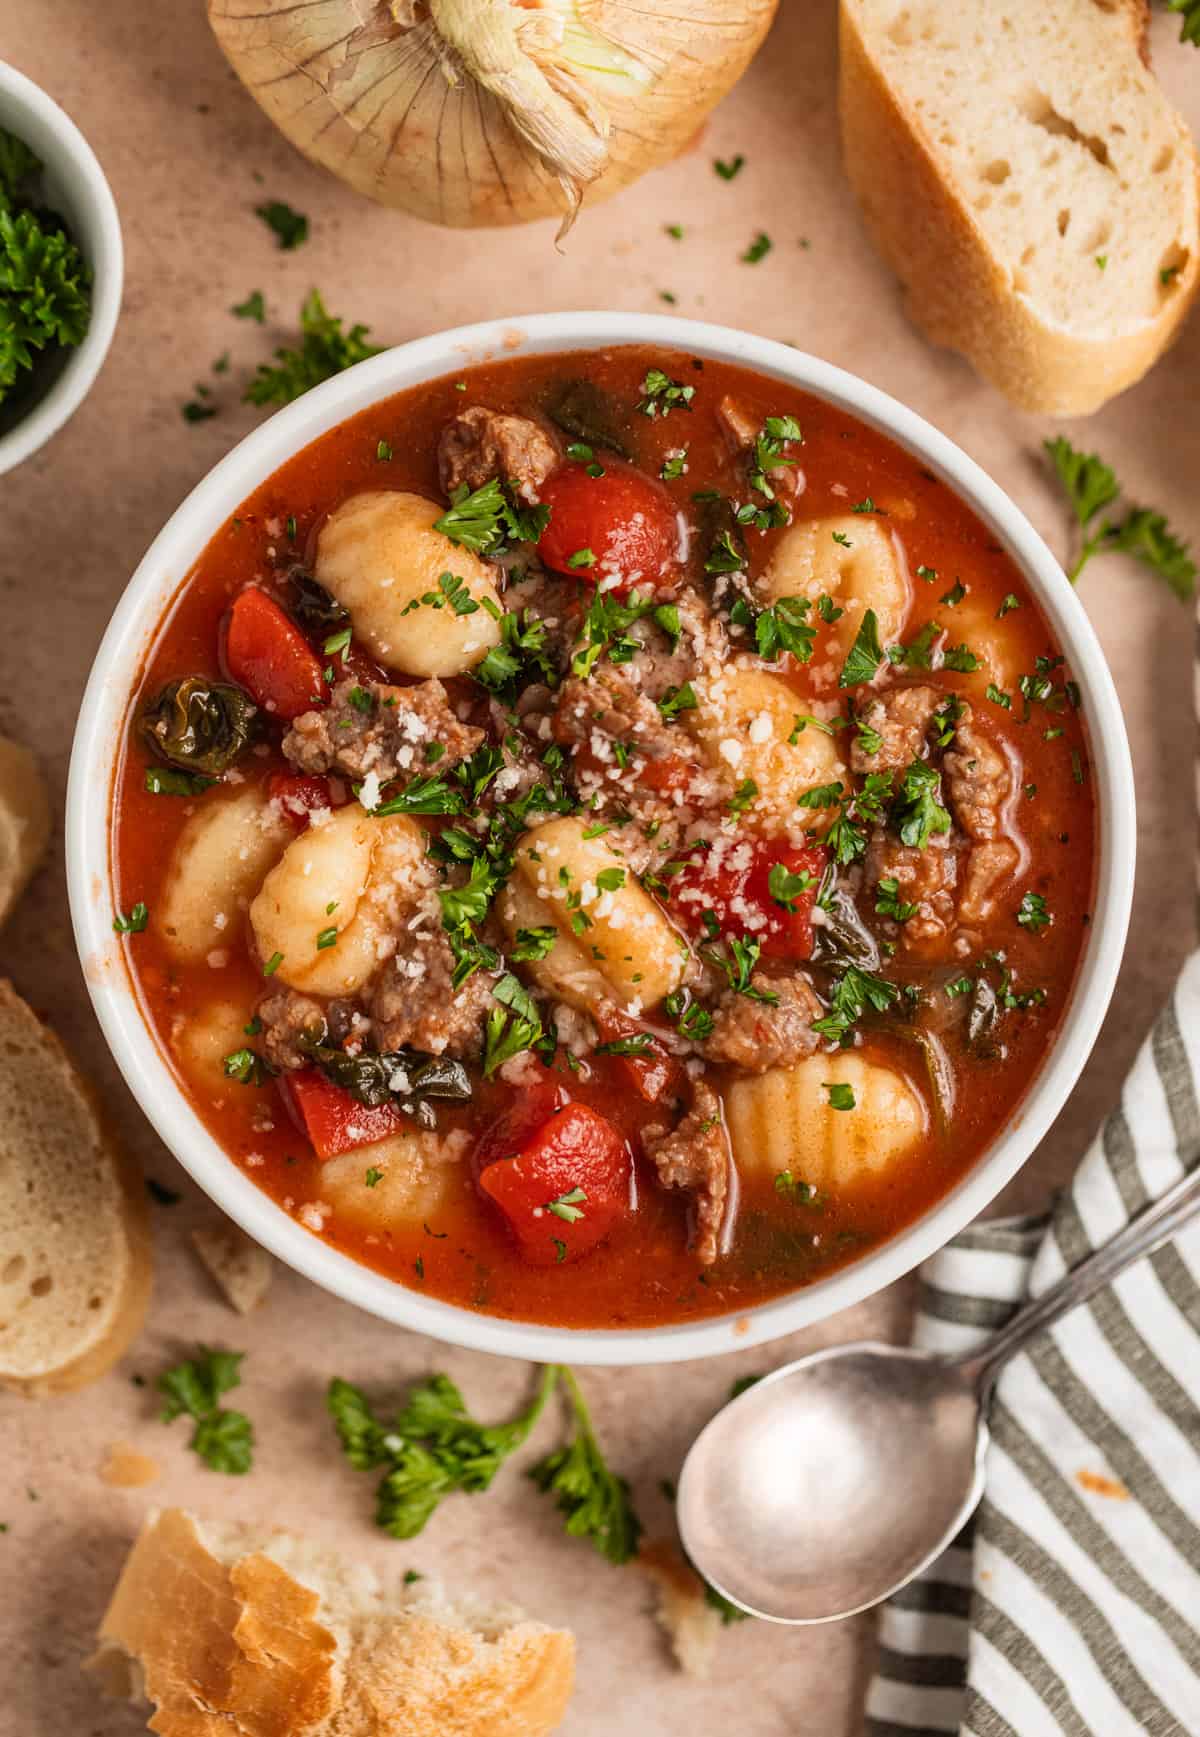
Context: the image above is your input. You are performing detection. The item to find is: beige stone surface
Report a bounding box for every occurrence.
[1,4,1197,1734]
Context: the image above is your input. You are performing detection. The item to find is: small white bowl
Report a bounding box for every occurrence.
[0,62,122,475]
[67,313,1135,1366]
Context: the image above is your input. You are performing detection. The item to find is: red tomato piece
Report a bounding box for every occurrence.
[268,771,337,831]
[286,1069,405,1161]
[537,461,678,589]
[667,840,827,962]
[469,1081,566,1179]
[594,1008,686,1106]
[225,587,325,721]
[477,1103,632,1266]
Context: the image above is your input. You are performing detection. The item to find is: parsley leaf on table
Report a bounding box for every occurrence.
[158,1346,254,1474]
[528,1367,642,1565]
[244,289,381,406]
[1044,436,1194,598]
[255,199,308,249]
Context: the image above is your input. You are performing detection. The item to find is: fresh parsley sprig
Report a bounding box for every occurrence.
[528,1367,643,1565]
[244,290,380,407]
[158,1346,254,1475]
[1044,436,1195,599]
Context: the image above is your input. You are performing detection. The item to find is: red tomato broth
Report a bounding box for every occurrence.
[112,346,1097,1329]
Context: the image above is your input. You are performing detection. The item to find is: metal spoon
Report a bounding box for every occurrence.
[678,1164,1200,1624]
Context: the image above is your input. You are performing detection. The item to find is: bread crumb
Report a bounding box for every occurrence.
[191,1221,273,1314]
[639,1539,721,1678]
[100,1442,160,1488]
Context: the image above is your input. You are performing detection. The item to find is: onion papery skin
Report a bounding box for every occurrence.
[207,0,778,230]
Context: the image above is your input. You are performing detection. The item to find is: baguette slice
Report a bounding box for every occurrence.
[839,0,1200,413]
[0,736,51,927]
[88,1508,575,1737]
[0,981,152,1395]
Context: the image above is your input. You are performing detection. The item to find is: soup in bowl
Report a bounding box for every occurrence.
[69,315,1133,1363]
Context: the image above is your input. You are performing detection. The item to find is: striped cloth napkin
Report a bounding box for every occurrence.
[865,950,1200,1737]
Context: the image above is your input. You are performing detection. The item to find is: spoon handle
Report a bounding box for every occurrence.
[960,1162,1200,1396]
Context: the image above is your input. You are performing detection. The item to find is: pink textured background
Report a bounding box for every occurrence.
[1,4,1197,1733]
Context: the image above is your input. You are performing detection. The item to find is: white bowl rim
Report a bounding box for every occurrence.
[0,60,123,476]
[67,310,1135,1366]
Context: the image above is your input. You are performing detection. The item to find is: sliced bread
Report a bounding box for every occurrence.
[839,0,1200,413]
[0,981,152,1395]
[88,1507,576,1737]
[0,735,51,927]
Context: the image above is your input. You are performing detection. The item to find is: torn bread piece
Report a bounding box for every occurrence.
[0,981,151,1396]
[639,1539,723,1680]
[0,736,51,927]
[87,1508,575,1737]
[191,1220,273,1314]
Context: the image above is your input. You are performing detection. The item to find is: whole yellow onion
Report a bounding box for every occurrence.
[207,0,778,230]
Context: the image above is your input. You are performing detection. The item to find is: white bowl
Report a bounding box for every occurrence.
[67,313,1135,1366]
[0,62,122,475]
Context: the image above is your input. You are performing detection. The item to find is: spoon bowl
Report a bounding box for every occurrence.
[677,1344,987,1623]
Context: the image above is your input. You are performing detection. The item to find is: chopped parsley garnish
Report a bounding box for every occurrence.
[942,644,980,673]
[661,449,689,481]
[851,498,885,515]
[893,760,951,849]
[372,773,463,816]
[887,621,941,670]
[997,594,1021,617]
[812,964,900,1045]
[483,974,545,1075]
[727,777,758,818]
[158,1346,254,1475]
[704,529,747,575]
[741,231,773,264]
[755,595,817,663]
[876,877,919,922]
[315,926,338,950]
[113,902,149,934]
[547,1186,587,1223]
[1017,891,1052,933]
[364,1167,383,1188]
[182,396,217,423]
[256,200,308,249]
[657,682,698,720]
[824,1082,855,1111]
[986,683,1012,709]
[222,1048,271,1086]
[702,937,776,1004]
[796,781,844,810]
[376,438,392,460]
[768,863,816,908]
[433,475,550,557]
[475,608,556,695]
[245,290,380,406]
[567,547,596,569]
[637,367,695,418]
[714,154,745,180]
[232,289,266,322]
[1044,436,1195,597]
[838,608,884,687]
[775,1170,821,1207]
[594,1033,655,1057]
[664,988,715,1041]
[822,771,893,866]
[832,530,852,548]
[262,951,284,976]
[940,580,967,607]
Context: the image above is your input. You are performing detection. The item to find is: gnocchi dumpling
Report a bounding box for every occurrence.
[249,807,429,996]
[934,592,1017,693]
[315,490,502,678]
[321,1129,457,1230]
[170,1000,251,1091]
[157,788,293,963]
[724,1053,927,1193]
[502,817,689,1012]
[686,665,844,834]
[762,515,910,665]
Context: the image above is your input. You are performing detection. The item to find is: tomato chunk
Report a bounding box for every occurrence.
[477,1103,632,1266]
[537,461,678,589]
[286,1069,404,1160]
[667,840,827,962]
[594,1008,686,1106]
[267,771,337,830]
[225,587,325,720]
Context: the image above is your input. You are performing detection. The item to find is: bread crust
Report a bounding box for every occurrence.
[88,1509,575,1737]
[838,0,1200,415]
[0,736,51,927]
[0,981,152,1396]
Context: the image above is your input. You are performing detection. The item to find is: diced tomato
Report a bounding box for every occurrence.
[224,587,325,721]
[267,771,337,831]
[537,461,678,589]
[477,1102,632,1266]
[667,840,827,962]
[594,1008,686,1107]
[469,1082,567,1179]
[286,1069,405,1161]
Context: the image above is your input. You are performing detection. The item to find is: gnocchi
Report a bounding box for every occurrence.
[724,1054,927,1193]
[315,490,502,678]
[157,788,293,964]
[502,817,689,1011]
[249,807,430,996]
[762,515,910,666]
[687,664,845,833]
[170,1000,251,1090]
[321,1129,458,1230]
